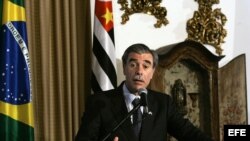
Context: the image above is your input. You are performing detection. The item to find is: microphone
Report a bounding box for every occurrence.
[138,88,149,114]
[102,92,143,141]
[102,88,150,141]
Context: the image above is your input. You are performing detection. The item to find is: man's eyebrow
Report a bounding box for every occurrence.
[144,60,152,65]
[128,58,137,62]
[128,58,152,65]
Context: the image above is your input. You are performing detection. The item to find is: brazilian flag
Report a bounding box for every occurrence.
[0,0,34,140]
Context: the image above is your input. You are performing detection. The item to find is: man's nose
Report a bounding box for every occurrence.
[135,65,143,75]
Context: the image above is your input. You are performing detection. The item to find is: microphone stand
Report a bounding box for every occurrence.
[101,102,141,141]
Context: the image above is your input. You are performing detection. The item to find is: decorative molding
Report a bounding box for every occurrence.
[186,0,227,55]
[117,0,169,28]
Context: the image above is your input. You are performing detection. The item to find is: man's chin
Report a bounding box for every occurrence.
[133,85,145,91]
[126,82,146,93]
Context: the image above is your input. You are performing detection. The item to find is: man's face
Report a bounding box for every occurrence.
[123,52,155,94]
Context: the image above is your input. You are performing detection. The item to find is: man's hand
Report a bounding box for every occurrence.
[113,136,119,141]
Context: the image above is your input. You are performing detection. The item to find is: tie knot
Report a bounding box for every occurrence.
[132,98,140,106]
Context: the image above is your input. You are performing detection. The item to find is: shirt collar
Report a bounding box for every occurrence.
[123,83,140,109]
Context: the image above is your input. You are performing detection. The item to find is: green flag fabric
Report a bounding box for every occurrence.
[0,0,34,140]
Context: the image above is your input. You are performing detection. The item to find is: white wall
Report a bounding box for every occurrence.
[91,0,249,122]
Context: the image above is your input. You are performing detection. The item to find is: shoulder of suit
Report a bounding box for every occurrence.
[90,88,120,99]
[147,89,171,98]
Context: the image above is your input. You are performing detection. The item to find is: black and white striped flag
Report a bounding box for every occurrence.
[91,0,117,93]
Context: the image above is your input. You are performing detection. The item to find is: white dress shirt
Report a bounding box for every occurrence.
[122,83,143,123]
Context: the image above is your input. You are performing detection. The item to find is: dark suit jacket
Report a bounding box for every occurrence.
[75,82,213,141]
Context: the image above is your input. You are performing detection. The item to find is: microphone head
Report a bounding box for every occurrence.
[138,88,148,107]
[138,88,148,95]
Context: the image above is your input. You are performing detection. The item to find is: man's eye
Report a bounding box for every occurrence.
[129,62,136,68]
[143,64,151,69]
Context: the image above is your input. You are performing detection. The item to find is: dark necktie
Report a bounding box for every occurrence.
[132,98,142,139]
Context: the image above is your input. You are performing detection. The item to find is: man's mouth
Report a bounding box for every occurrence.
[133,79,144,83]
[134,75,143,82]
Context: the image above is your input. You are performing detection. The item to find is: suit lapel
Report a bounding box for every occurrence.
[110,84,137,141]
[140,90,157,141]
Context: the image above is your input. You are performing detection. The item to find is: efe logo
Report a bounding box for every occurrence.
[228,129,246,136]
[224,125,250,141]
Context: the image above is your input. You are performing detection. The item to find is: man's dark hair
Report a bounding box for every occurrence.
[122,43,158,68]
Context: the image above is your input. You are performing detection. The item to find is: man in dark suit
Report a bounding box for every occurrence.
[75,44,214,141]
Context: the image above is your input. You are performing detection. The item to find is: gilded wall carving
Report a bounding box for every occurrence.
[117,0,169,28]
[186,0,227,55]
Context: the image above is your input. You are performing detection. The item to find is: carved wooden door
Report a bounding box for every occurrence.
[218,54,247,141]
